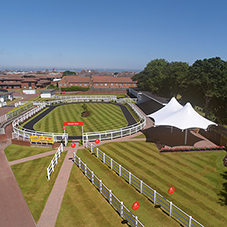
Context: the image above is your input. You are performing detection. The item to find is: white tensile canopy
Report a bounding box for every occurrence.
[147,97,217,144]
[148,97,183,124]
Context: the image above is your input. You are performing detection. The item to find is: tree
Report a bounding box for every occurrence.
[161,61,189,97]
[62,70,77,77]
[182,57,227,119]
[132,59,168,92]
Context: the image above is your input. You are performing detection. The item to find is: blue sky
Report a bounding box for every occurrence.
[1,0,227,70]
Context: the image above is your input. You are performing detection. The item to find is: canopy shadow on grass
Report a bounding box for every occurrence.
[141,126,203,148]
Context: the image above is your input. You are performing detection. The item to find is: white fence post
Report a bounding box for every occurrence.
[103,153,105,164]
[135,216,138,227]
[120,202,123,218]
[97,148,99,158]
[169,201,172,217]
[154,190,156,205]
[91,171,94,184]
[119,165,121,176]
[110,158,113,169]
[140,180,143,193]
[91,143,93,153]
[129,172,131,184]
[79,158,81,169]
[188,216,192,227]
[47,168,50,180]
[109,190,112,205]
[85,164,87,176]
[99,180,102,193]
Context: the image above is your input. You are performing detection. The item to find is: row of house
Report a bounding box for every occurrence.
[58,76,137,89]
[0,73,62,90]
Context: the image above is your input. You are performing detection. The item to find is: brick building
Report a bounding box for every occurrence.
[58,76,91,88]
[91,76,137,89]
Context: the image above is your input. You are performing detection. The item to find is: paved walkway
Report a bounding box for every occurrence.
[37,146,75,227]
[0,135,36,227]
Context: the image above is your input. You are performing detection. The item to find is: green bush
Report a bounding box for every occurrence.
[61,86,90,91]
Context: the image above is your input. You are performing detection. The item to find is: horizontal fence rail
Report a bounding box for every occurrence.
[83,102,146,143]
[85,141,204,227]
[7,102,33,119]
[74,153,144,227]
[47,143,63,180]
[12,104,68,145]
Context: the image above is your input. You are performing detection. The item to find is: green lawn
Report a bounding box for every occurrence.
[69,148,177,227]
[84,141,227,227]
[55,165,126,227]
[11,151,67,223]
[33,103,128,135]
[4,144,53,161]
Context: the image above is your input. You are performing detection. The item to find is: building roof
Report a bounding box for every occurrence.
[40,89,55,93]
[0,92,14,96]
[92,76,136,83]
[21,78,38,82]
[62,76,90,83]
[0,82,21,85]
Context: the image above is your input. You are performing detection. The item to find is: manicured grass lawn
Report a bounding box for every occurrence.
[71,148,177,227]
[11,151,67,223]
[33,103,128,135]
[87,141,227,227]
[55,164,125,227]
[4,144,53,161]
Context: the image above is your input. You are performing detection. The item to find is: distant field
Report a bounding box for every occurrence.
[33,103,128,135]
[80,141,227,227]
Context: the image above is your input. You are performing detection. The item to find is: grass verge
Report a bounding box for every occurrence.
[71,148,177,226]
[11,150,67,223]
[4,144,54,162]
[88,140,227,227]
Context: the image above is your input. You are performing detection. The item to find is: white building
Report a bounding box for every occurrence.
[40,89,55,98]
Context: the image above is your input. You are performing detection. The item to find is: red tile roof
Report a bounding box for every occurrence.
[92,76,136,83]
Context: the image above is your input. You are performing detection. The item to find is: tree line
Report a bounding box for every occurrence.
[132,57,227,124]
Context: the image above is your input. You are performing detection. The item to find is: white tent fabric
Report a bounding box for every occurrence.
[147,97,183,124]
[148,101,216,130]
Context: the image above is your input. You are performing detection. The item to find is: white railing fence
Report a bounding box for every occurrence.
[74,153,144,227]
[7,102,33,119]
[85,141,204,227]
[83,102,146,143]
[12,103,68,145]
[0,101,7,107]
[0,114,7,124]
[47,143,64,180]
[34,95,117,106]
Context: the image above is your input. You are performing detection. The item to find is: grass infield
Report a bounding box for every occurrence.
[33,103,128,135]
[11,151,67,223]
[85,141,227,227]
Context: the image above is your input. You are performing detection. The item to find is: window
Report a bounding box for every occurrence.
[75,83,77,86]
[85,83,87,86]
[105,83,107,86]
[111,83,113,86]
[96,83,99,86]
[59,83,62,86]
[80,83,82,86]
[120,83,123,86]
[24,86,26,88]
[134,83,136,86]
[64,83,66,86]
[70,83,72,86]
[116,83,118,86]
[100,83,103,86]
[125,84,127,86]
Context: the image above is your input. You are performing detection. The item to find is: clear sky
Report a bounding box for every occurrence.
[1,0,227,70]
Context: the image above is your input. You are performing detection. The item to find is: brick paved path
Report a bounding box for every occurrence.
[0,136,36,227]
[37,146,76,227]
